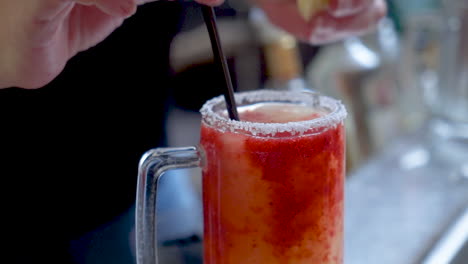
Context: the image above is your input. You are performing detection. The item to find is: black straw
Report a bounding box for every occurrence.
[201,6,239,121]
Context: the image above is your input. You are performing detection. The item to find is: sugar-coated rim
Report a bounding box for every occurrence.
[200,89,347,137]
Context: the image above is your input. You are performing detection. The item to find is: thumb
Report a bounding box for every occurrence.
[74,0,137,17]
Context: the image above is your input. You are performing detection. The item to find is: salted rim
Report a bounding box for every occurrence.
[200,89,347,137]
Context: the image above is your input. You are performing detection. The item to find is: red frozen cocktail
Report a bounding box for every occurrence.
[200,90,346,264]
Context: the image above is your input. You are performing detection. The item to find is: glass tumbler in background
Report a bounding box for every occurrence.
[427,0,468,164]
[136,90,347,264]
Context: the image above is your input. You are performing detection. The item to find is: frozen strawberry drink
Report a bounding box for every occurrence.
[200,90,346,264]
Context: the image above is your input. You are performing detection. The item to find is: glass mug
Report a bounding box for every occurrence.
[136,90,347,264]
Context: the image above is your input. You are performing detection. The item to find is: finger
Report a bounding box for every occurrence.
[256,0,386,44]
[309,0,386,43]
[328,0,372,17]
[67,5,125,54]
[35,0,74,21]
[73,0,137,17]
[31,1,75,45]
[256,0,309,40]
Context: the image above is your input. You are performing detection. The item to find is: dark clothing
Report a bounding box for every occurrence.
[1,2,181,262]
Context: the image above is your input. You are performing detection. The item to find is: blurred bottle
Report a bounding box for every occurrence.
[305,17,402,172]
[249,7,309,91]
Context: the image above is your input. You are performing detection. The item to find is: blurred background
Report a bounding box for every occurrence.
[74,0,468,263]
[166,0,436,172]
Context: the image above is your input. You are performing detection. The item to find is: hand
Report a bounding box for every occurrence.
[0,0,224,89]
[253,0,387,44]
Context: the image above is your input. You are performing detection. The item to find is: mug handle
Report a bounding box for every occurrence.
[135,147,201,264]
